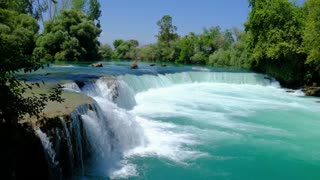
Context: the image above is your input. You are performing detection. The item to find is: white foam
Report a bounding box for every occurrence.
[132,83,296,137]
[62,82,81,92]
[51,65,75,68]
[109,161,138,179]
[125,116,208,162]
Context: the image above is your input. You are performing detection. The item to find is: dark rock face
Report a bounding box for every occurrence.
[0,104,95,180]
[91,63,103,67]
[305,87,320,97]
[0,123,53,180]
[36,104,94,179]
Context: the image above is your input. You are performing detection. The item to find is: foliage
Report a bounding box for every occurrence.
[155,15,180,61]
[112,39,139,59]
[34,9,101,61]
[176,33,196,63]
[0,6,63,124]
[209,30,250,68]
[98,44,113,59]
[136,44,158,61]
[156,15,179,46]
[88,0,101,26]
[245,0,306,86]
[303,0,320,82]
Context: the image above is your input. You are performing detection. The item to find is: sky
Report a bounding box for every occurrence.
[98,0,304,46]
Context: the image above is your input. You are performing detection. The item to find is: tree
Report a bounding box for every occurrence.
[98,44,113,59]
[303,0,320,83]
[155,15,180,61]
[34,9,101,61]
[177,33,196,63]
[112,39,139,59]
[0,4,63,124]
[88,0,101,26]
[156,15,178,46]
[137,44,158,61]
[245,0,306,87]
[113,39,124,49]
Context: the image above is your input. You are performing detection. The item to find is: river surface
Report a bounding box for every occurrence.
[27,61,320,179]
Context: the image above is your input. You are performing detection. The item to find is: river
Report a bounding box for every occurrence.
[28,61,320,179]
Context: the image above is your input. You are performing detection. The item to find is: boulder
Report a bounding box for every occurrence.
[161,64,167,67]
[91,63,103,67]
[131,62,138,69]
[149,63,156,66]
[305,87,320,97]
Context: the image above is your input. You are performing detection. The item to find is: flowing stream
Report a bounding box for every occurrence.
[35,64,320,179]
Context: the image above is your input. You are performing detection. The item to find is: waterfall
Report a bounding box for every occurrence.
[119,71,280,93]
[62,82,81,92]
[80,78,146,177]
[37,71,282,179]
[35,128,58,166]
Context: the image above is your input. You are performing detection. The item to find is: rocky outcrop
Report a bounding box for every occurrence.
[103,77,119,101]
[34,104,95,179]
[4,91,96,179]
[305,87,320,97]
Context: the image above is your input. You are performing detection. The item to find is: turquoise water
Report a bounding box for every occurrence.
[28,62,320,179]
[128,82,320,180]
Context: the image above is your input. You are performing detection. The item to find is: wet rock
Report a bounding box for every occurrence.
[305,87,320,97]
[161,64,167,67]
[149,63,156,66]
[130,61,138,69]
[286,90,295,93]
[104,77,119,101]
[91,63,103,67]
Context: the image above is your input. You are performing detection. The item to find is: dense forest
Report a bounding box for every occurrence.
[1,0,320,123]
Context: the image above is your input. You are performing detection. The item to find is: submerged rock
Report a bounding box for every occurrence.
[161,64,167,67]
[286,90,295,93]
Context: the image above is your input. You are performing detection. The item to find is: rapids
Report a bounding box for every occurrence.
[36,65,320,179]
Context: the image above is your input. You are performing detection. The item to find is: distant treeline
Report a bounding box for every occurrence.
[1,0,319,88]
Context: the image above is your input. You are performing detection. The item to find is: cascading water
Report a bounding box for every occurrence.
[39,71,320,179]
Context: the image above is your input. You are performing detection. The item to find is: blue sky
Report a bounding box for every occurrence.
[98,0,304,46]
